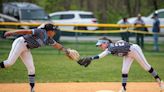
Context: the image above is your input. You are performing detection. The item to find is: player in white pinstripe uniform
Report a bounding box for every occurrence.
[77,37,164,92]
[0,23,71,92]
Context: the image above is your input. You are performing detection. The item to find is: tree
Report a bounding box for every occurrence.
[0,0,3,13]
[152,0,158,10]
[124,0,132,17]
[2,0,164,23]
[134,0,141,15]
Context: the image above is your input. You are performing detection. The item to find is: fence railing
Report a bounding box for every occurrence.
[0,22,164,35]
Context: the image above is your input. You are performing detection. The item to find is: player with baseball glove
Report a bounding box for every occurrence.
[0,23,79,92]
[77,37,164,92]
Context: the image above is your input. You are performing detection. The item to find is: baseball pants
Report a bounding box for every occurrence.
[122,44,151,74]
[3,37,35,75]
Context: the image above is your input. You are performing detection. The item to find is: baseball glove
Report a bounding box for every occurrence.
[66,49,80,61]
[77,57,92,67]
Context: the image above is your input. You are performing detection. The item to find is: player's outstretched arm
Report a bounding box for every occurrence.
[77,50,110,67]
[52,43,80,61]
[4,30,32,37]
[52,42,67,52]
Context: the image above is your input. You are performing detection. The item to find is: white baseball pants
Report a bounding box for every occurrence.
[122,44,151,74]
[3,37,35,75]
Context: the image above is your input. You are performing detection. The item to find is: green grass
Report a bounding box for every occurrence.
[0,39,164,83]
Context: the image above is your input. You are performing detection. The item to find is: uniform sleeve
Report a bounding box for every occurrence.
[98,49,111,59]
[47,38,57,45]
[32,29,41,35]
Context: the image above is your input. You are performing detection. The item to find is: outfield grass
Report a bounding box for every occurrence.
[0,39,164,83]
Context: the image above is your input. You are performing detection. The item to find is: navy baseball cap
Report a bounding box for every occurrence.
[152,13,158,18]
[44,23,57,31]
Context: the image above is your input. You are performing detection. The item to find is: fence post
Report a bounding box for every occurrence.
[75,27,79,49]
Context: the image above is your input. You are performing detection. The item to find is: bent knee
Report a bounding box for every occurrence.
[28,68,35,75]
[122,69,129,74]
[144,66,151,72]
[3,60,15,68]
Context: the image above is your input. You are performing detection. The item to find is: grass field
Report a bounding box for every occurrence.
[0,39,164,83]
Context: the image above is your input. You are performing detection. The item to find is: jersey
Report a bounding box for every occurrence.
[23,29,56,49]
[152,18,160,32]
[108,40,131,56]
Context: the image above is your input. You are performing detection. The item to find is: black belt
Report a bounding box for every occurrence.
[26,44,30,49]
[24,41,30,49]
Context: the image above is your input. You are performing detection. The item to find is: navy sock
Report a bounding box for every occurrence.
[28,74,35,90]
[148,67,161,82]
[122,74,128,90]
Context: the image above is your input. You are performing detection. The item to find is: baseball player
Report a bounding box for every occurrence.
[0,23,73,92]
[77,37,164,92]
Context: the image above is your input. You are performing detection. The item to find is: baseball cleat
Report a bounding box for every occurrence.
[118,87,126,92]
[159,80,164,92]
[31,88,35,92]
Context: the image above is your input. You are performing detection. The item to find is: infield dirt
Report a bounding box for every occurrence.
[0,82,161,92]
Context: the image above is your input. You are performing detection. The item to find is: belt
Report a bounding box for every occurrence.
[24,41,30,49]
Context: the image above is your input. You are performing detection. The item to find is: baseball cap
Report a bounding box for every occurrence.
[152,13,158,18]
[96,40,109,46]
[44,23,57,31]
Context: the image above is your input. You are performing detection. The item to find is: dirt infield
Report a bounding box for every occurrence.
[0,82,161,92]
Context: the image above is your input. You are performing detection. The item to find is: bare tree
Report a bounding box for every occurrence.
[134,0,141,15]
[152,0,158,10]
[96,0,108,23]
[86,0,98,11]
[0,0,3,13]
[62,0,71,10]
[124,0,132,17]
[79,0,84,9]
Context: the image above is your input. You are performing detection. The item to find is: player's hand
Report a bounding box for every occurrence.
[4,32,13,37]
[65,48,80,61]
[77,57,92,67]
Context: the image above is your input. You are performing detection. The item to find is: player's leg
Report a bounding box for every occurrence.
[20,50,35,92]
[120,56,134,92]
[132,44,163,90]
[0,37,26,68]
[153,34,159,51]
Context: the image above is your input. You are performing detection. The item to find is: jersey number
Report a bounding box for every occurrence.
[115,42,125,46]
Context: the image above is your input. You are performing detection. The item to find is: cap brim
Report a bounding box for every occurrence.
[96,40,109,46]
[96,42,102,46]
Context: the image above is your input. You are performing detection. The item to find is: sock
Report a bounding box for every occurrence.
[148,67,161,82]
[122,74,128,90]
[28,74,35,90]
[0,62,5,68]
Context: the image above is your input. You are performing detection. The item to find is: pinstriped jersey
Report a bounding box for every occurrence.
[108,40,131,56]
[23,29,56,49]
